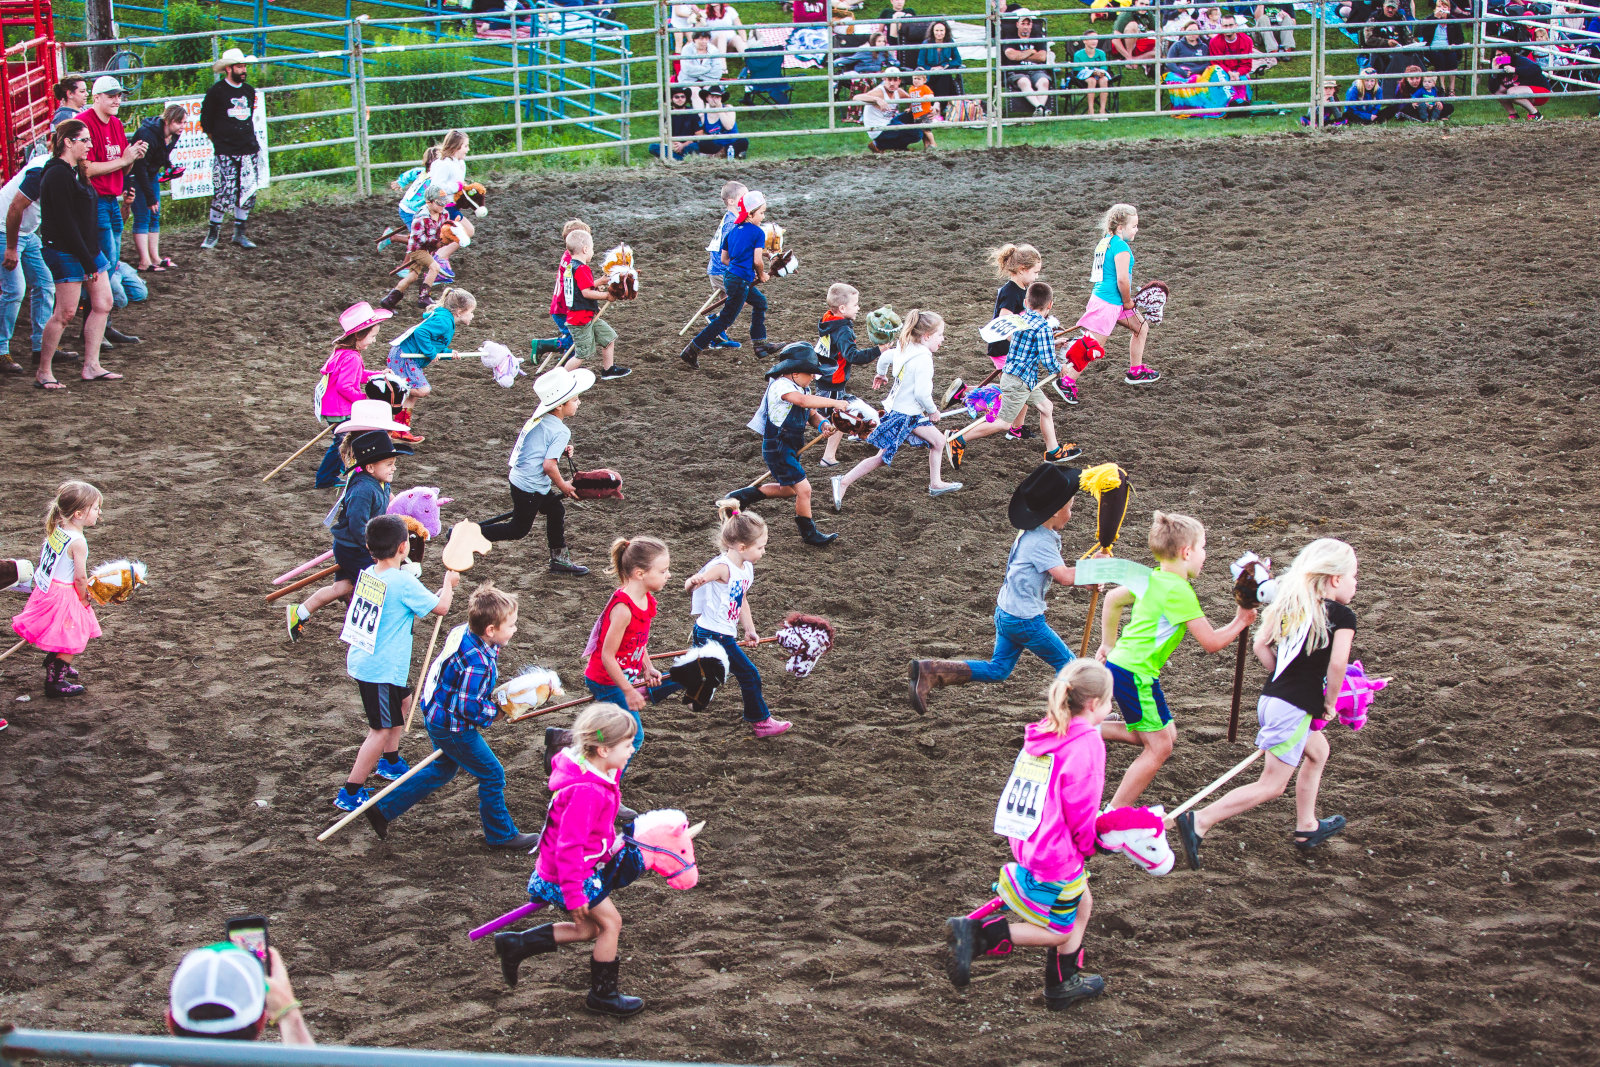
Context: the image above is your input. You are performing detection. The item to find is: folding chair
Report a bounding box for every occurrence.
[738,46,794,106]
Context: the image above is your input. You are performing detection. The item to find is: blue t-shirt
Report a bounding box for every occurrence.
[1091,233,1133,305]
[346,565,440,685]
[508,414,571,495]
[722,220,765,282]
[996,526,1066,619]
[331,472,390,550]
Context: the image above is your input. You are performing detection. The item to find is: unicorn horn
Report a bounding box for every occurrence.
[686,820,705,839]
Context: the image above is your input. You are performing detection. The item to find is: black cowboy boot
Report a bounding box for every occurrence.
[796,516,838,547]
[944,913,1012,987]
[544,727,573,774]
[1043,947,1104,1010]
[719,485,764,510]
[679,339,704,369]
[908,659,972,715]
[494,924,558,988]
[377,288,404,312]
[585,957,644,1016]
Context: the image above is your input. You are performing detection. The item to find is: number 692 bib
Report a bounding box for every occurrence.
[993,751,1054,839]
[340,571,388,655]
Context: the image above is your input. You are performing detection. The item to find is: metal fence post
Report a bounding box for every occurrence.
[988,0,1001,146]
[826,10,836,131]
[654,0,671,164]
[350,19,370,195]
[512,7,524,153]
[1470,1,1481,101]
[1314,9,1325,127]
[620,37,632,165]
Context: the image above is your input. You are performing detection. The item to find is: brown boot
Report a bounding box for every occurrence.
[377,288,403,312]
[679,339,703,369]
[909,659,971,715]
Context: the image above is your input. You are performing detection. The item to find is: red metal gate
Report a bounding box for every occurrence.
[0,0,56,179]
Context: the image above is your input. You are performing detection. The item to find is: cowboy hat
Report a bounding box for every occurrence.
[765,341,824,379]
[335,398,407,435]
[1008,462,1083,531]
[212,47,255,72]
[350,429,413,467]
[703,83,728,99]
[338,300,392,339]
[531,366,596,419]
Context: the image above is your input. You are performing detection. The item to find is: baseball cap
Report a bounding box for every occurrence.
[169,944,267,1035]
[91,75,125,96]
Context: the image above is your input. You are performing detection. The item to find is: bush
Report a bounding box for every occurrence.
[164,3,219,76]
[367,30,472,161]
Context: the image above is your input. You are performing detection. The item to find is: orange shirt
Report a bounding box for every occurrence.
[909,84,935,121]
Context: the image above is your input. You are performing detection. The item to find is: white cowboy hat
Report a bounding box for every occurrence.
[212,47,255,72]
[531,367,596,419]
[335,398,406,434]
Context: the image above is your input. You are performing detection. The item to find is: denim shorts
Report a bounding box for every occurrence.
[41,247,109,284]
[761,439,807,486]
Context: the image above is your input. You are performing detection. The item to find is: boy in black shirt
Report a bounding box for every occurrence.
[815,282,880,468]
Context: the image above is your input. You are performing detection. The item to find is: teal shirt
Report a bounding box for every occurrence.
[1091,233,1133,306]
[392,305,457,368]
[1072,47,1108,77]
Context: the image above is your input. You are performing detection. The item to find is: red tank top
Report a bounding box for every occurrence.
[584,588,657,685]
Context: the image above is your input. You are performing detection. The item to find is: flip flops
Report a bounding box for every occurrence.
[81,371,123,382]
[1293,815,1346,850]
[159,257,176,269]
[1175,810,1203,870]
[34,378,65,391]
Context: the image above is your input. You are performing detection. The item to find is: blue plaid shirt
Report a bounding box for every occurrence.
[424,629,500,733]
[1002,310,1061,391]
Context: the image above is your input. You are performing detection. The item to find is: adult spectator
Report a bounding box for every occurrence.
[200,48,263,251]
[703,3,747,54]
[167,944,314,1047]
[1361,0,1419,74]
[1113,0,1158,67]
[1417,0,1464,95]
[650,85,703,160]
[1165,20,1211,78]
[792,0,829,23]
[36,120,116,389]
[130,104,184,272]
[853,68,928,150]
[669,3,701,53]
[915,20,964,104]
[696,85,749,158]
[51,76,87,128]
[1208,13,1257,78]
[77,76,142,349]
[0,153,58,376]
[677,32,727,108]
[879,0,925,67]
[1002,8,1054,115]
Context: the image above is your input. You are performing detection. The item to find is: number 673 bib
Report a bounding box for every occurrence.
[993,751,1054,839]
[339,571,388,655]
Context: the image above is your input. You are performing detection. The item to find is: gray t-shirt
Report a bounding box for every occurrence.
[996,526,1065,619]
[508,414,571,495]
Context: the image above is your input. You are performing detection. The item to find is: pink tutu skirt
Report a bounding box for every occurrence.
[1075,294,1139,337]
[12,580,101,654]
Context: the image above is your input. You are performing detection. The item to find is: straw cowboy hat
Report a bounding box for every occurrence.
[531,367,596,419]
[213,47,256,72]
[336,398,407,435]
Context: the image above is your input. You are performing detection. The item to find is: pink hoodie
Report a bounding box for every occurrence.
[319,347,379,420]
[1009,718,1106,883]
[535,749,622,910]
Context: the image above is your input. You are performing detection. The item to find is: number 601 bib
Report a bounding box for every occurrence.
[993,751,1054,839]
[339,571,388,655]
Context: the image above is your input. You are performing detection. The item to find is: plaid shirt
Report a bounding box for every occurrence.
[1002,310,1062,391]
[424,629,500,733]
[408,211,444,254]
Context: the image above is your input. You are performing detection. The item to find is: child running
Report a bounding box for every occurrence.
[721,343,852,548]
[831,310,962,512]
[10,481,104,698]
[381,145,441,246]
[494,702,647,1016]
[363,582,536,849]
[908,463,1090,713]
[561,228,629,380]
[1097,511,1255,809]
[680,190,780,368]
[943,659,1116,1009]
[287,429,412,641]
[682,510,791,737]
[583,536,682,762]
[376,185,455,311]
[384,287,477,443]
[544,219,589,356]
[814,281,881,469]
[1174,538,1359,867]
[699,180,746,350]
[480,366,594,576]
[333,514,458,812]
[315,301,392,488]
[1076,203,1160,386]
[987,243,1045,439]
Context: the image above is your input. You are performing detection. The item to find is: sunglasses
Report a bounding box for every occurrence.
[70,135,91,143]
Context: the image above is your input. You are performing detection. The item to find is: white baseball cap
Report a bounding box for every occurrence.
[740,190,766,214]
[91,75,125,96]
[168,945,267,1036]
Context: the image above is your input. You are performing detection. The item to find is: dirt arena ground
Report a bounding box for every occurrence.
[3,122,1599,1066]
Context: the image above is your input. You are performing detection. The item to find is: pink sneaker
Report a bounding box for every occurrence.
[751,717,792,738]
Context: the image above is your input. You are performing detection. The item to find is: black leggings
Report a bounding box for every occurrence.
[480,483,565,553]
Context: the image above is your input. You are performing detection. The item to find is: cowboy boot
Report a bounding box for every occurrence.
[1043,947,1104,1010]
[416,283,433,308]
[679,339,704,369]
[377,288,404,312]
[944,913,1013,987]
[796,516,838,548]
[390,408,425,445]
[232,221,257,249]
[585,957,644,1017]
[201,222,221,249]
[543,727,573,774]
[494,924,558,988]
[44,655,84,699]
[908,659,972,715]
[752,339,782,358]
[720,485,764,510]
[532,337,565,356]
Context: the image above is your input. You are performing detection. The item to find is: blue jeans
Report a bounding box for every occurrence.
[584,675,683,769]
[550,312,572,347]
[0,232,54,356]
[692,273,765,348]
[314,433,345,488]
[131,180,159,233]
[965,607,1076,683]
[108,263,146,310]
[648,142,702,161]
[690,625,771,723]
[96,196,123,267]
[375,722,520,843]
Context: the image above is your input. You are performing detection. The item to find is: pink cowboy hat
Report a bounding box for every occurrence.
[339,301,393,339]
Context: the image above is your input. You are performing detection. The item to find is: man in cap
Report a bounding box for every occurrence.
[79,74,144,348]
[200,48,263,250]
[166,943,314,1046]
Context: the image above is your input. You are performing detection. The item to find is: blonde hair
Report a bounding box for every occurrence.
[1044,659,1114,734]
[1102,203,1138,235]
[1258,538,1357,656]
[338,433,357,471]
[46,480,101,536]
[437,287,475,315]
[990,242,1041,279]
[561,218,590,238]
[566,229,594,255]
[897,308,944,352]
[826,282,859,310]
[440,129,468,158]
[608,535,669,579]
[467,581,518,634]
[1148,510,1205,561]
[718,510,767,551]
[720,180,747,203]
[570,702,638,757]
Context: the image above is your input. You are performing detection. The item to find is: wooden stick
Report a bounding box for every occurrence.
[405,614,446,735]
[264,563,340,603]
[679,290,723,335]
[262,424,334,483]
[1227,631,1248,744]
[0,638,26,664]
[507,685,646,724]
[1079,587,1101,658]
[1165,749,1264,823]
[273,551,334,586]
[650,636,778,660]
[746,435,827,491]
[317,748,445,841]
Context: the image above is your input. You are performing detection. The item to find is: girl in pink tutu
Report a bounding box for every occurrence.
[11,481,104,697]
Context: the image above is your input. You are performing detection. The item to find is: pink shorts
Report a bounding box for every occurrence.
[1075,294,1139,337]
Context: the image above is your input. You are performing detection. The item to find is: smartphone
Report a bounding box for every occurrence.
[225,915,270,974]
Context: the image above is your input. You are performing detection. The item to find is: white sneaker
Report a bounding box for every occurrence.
[831,475,844,512]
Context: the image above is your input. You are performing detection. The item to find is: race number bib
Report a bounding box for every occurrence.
[339,571,387,655]
[1089,235,1111,285]
[35,528,69,594]
[993,751,1054,839]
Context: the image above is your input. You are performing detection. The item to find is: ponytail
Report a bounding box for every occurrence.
[45,480,102,536]
[1044,659,1113,734]
[990,242,1041,279]
[607,535,669,580]
[896,308,944,352]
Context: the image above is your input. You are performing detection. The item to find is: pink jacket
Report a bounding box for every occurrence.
[319,347,378,419]
[1010,718,1106,883]
[535,749,622,909]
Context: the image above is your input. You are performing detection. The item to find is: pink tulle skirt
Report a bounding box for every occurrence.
[11,580,101,654]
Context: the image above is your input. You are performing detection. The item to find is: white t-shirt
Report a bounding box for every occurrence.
[691,552,754,636]
[427,155,467,197]
[764,375,803,428]
[35,527,83,595]
[0,155,46,237]
[883,342,937,416]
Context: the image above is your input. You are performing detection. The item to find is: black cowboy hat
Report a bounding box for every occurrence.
[765,341,824,379]
[1008,462,1083,530]
[351,429,414,467]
